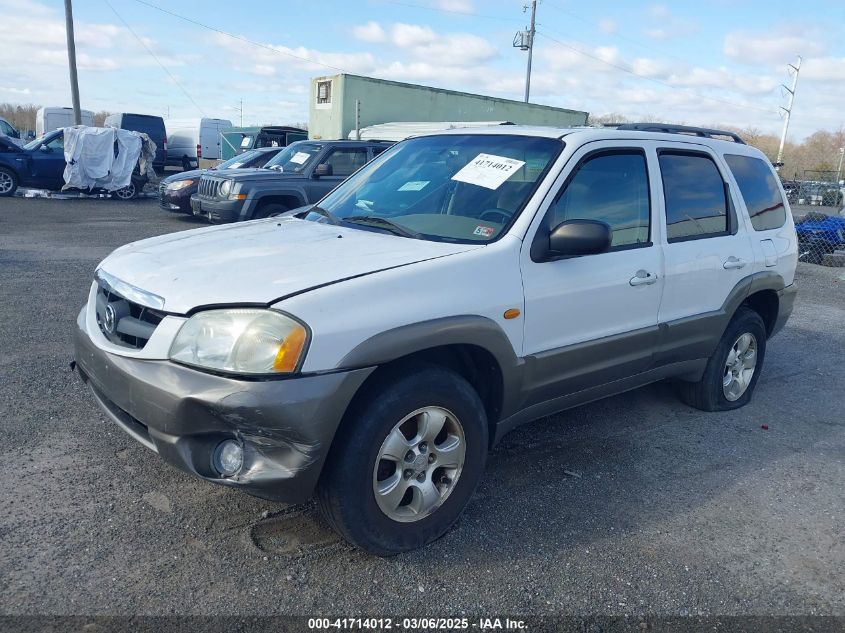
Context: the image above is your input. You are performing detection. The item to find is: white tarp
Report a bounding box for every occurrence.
[62,126,157,191]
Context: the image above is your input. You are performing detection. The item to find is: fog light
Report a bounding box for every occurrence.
[213,440,243,477]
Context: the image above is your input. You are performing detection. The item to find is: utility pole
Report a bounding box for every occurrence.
[836,147,844,185]
[239,98,243,127]
[775,56,801,172]
[63,0,82,125]
[513,0,537,103]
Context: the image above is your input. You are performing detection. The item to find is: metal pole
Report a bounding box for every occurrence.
[240,98,243,127]
[836,147,844,185]
[775,56,801,171]
[64,0,82,125]
[524,0,536,103]
[355,100,361,140]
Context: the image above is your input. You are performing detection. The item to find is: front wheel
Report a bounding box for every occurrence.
[317,365,488,555]
[0,167,18,197]
[677,307,767,411]
[252,202,288,219]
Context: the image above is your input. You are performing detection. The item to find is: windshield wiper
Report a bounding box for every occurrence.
[308,205,341,225]
[344,215,422,239]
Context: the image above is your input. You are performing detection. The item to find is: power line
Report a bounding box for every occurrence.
[535,30,778,116]
[132,0,349,73]
[104,0,206,116]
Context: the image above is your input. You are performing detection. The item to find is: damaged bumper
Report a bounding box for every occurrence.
[73,311,373,503]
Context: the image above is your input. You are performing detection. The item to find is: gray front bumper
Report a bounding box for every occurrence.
[73,314,374,502]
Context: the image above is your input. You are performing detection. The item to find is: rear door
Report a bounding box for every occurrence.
[653,143,755,363]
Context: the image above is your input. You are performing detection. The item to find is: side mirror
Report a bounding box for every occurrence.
[39,144,51,152]
[536,219,612,260]
[313,163,332,178]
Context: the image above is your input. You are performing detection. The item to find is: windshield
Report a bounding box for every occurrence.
[263,142,323,172]
[310,134,562,243]
[217,148,266,170]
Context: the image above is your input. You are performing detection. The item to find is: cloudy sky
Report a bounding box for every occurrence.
[1,0,843,139]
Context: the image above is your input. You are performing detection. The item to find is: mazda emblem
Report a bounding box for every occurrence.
[104,304,117,334]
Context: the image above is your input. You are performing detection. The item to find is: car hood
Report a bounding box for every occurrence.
[162,169,205,184]
[98,217,481,314]
[212,167,302,181]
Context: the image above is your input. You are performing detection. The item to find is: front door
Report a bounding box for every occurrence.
[305,146,369,201]
[27,132,67,190]
[520,142,664,405]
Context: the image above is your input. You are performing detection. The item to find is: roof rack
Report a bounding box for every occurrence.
[614,123,745,144]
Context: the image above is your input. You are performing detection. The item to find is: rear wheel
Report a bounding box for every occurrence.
[317,364,488,555]
[0,167,18,197]
[182,157,193,171]
[112,181,137,200]
[677,307,767,411]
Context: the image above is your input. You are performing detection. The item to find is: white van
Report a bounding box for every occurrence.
[36,107,94,136]
[165,118,233,170]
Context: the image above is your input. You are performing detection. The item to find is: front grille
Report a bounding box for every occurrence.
[95,283,164,349]
[198,176,219,198]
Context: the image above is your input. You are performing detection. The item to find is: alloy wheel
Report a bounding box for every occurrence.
[0,171,14,194]
[723,332,758,401]
[372,406,466,523]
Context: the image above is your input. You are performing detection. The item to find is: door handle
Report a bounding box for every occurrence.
[723,256,746,270]
[629,270,657,286]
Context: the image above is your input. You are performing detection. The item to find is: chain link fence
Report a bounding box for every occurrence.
[787,171,845,267]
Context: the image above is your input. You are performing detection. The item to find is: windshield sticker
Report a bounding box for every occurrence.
[451,153,526,190]
[473,225,495,238]
[398,180,429,192]
[290,151,310,165]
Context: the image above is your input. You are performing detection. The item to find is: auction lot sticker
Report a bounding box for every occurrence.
[451,153,525,190]
[290,152,311,165]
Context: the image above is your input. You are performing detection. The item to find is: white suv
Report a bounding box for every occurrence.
[73,124,798,555]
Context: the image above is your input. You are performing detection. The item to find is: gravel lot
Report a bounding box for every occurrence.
[1,197,843,618]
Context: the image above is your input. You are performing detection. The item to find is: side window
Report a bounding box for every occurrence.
[371,146,388,157]
[0,120,14,135]
[322,148,368,177]
[549,150,651,248]
[46,135,64,151]
[723,154,787,231]
[659,151,728,241]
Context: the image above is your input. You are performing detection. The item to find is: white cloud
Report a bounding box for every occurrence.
[643,5,697,41]
[352,21,387,43]
[436,0,473,12]
[723,28,827,66]
[598,19,618,35]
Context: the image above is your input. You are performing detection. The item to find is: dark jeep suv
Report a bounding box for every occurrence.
[190,139,392,222]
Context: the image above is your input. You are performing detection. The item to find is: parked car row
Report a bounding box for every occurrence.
[166,139,392,222]
[158,146,284,212]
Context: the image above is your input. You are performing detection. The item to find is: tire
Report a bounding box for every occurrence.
[677,307,767,412]
[111,182,137,200]
[0,167,18,197]
[316,364,488,555]
[252,202,288,219]
[182,157,193,172]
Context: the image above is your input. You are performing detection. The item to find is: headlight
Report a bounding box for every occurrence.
[219,180,233,197]
[169,309,308,374]
[166,179,194,191]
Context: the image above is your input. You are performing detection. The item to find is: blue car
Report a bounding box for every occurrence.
[795,212,845,262]
[0,129,147,199]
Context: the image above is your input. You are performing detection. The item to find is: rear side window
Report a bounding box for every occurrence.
[659,152,728,241]
[724,154,787,231]
[550,150,651,248]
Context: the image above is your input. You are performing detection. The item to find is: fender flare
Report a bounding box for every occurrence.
[338,315,525,418]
